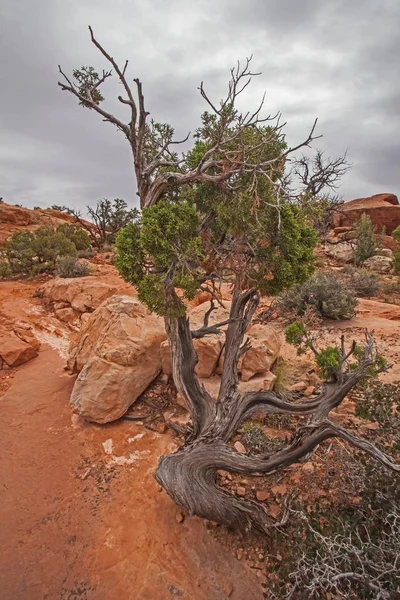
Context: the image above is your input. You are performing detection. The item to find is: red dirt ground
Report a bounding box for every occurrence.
[0,345,262,600]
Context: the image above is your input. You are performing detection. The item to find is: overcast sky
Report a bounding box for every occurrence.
[1,0,399,213]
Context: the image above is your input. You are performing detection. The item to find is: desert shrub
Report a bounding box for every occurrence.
[354,213,377,265]
[0,260,12,279]
[241,422,284,454]
[354,382,400,451]
[272,358,289,393]
[345,267,379,297]
[5,226,77,274]
[56,256,90,278]
[278,272,358,320]
[77,248,95,259]
[56,223,92,252]
[393,225,400,274]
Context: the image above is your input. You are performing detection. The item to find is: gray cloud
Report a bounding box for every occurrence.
[1,0,399,212]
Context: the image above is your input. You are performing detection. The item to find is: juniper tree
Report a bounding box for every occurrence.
[59,28,399,532]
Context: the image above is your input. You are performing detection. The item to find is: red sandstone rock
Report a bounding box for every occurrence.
[0,331,39,367]
[335,193,400,235]
[0,201,93,245]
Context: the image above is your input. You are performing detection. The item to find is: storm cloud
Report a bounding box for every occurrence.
[1,0,399,212]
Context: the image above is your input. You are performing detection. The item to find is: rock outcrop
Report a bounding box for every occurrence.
[38,276,133,329]
[362,255,393,274]
[0,201,92,245]
[334,193,400,235]
[0,325,40,368]
[68,294,282,424]
[68,296,167,424]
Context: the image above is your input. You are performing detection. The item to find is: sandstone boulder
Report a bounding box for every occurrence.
[160,302,231,378]
[362,255,393,274]
[238,324,282,381]
[0,330,39,368]
[334,193,400,235]
[69,295,167,423]
[161,302,282,382]
[376,248,393,258]
[177,372,276,405]
[324,241,355,263]
[38,277,131,314]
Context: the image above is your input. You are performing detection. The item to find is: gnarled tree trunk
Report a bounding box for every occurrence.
[155,285,400,533]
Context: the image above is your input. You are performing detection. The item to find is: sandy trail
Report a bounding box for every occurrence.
[0,345,262,600]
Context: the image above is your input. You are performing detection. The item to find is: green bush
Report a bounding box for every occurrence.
[354,213,377,265]
[5,226,77,274]
[278,272,358,320]
[345,267,379,297]
[56,223,92,252]
[55,256,91,278]
[393,225,400,274]
[0,260,12,279]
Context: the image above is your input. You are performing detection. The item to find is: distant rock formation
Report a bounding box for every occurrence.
[334,193,400,235]
[0,202,91,245]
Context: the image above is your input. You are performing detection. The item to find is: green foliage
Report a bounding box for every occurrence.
[285,321,307,347]
[73,66,105,107]
[116,200,203,315]
[49,204,71,212]
[115,221,146,285]
[55,256,91,278]
[354,213,377,265]
[88,198,140,247]
[0,260,12,279]
[392,225,400,274]
[354,382,400,449]
[56,223,92,252]
[5,226,80,274]
[240,422,284,454]
[138,274,186,318]
[279,272,358,320]
[315,347,341,379]
[344,267,379,297]
[272,358,290,394]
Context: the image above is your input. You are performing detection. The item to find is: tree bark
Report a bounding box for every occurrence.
[156,299,399,532]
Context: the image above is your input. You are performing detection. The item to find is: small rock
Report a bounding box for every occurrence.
[223,583,233,597]
[236,486,246,497]
[236,548,244,560]
[271,483,287,496]
[234,441,246,454]
[175,511,185,524]
[302,462,315,473]
[288,381,307,393]
[304,385,316,397]
[256,490,269,502]
[266,502,281,519]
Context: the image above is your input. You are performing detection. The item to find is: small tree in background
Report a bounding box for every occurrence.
[59,28,399,532]
[354,213,377,265]
[66,198,139,249]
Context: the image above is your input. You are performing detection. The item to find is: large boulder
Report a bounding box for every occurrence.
[362,255,393,274]
[38,277,133,315]
[68,295,167,423]
[324,241,355,263]
[238,324,282,381]
[333,193,400,235]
